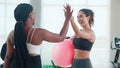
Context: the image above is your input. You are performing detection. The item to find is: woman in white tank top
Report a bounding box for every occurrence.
[4,3,73,68]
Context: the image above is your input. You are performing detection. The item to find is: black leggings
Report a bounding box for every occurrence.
[10,55,42,68]
[72,58,92,68]
[27,55,42,68]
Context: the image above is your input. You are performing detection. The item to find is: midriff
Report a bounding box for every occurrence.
[74,49,90,59]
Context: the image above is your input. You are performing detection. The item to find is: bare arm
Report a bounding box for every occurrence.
[38,19,70,42]
[59,4,73,38]
[38,28,67,42]
[4,31,14,68]
[70,18,94,40]
[59,18,70,39]
[37,20,69,42]
[38,4,73,42]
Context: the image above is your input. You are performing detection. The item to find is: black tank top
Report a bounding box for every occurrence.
[73,38,94,51]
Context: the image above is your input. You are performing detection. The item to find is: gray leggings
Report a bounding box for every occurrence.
[72,58,92,68]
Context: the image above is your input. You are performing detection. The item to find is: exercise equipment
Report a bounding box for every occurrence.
[51,39,74,67]
[111,37,120,68]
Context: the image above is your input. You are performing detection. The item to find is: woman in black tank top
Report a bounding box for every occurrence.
[65,5,95,68]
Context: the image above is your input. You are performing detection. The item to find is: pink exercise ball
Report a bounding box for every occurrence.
[52,39,74,67]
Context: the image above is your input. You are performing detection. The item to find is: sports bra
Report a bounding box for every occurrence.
[73,38,94,51]
[26,28,41,55]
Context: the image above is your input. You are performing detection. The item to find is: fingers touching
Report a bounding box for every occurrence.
[63,4,73,19]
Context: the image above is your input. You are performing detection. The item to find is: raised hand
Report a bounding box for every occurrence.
[63,4,73,19]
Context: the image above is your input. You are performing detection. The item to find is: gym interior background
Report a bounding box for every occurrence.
[0,0,120,68]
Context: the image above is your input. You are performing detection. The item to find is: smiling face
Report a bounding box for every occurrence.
[77,11,90,27]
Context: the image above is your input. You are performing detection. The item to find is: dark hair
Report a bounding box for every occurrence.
[79,9,94,27]
[14,3,33,68]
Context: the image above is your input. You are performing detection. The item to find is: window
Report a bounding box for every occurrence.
[41,0,110,38]
[0,0,30,39]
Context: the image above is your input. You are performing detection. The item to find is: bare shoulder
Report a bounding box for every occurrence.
[8,30,14,40]
[7,30,14,45]
[91,30,95,37]
[35,28,46,31]
[35,28,47,34]
[35,28,52,34]
[34,28,49,38]
[89,29,95,35]
[89,29,95,42]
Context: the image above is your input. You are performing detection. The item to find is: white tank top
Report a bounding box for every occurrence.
[26,28,41,55]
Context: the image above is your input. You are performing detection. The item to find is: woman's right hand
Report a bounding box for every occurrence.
[64,4,73,19]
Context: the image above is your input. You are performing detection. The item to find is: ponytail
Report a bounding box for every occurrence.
[88,10,94,28]
[14,21,28,68]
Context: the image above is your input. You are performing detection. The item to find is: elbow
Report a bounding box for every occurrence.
[57,36,65,42]
[59,37,65,42]
[59,36,70,42]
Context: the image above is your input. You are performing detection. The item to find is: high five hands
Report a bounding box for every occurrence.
[64,4,73,19]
